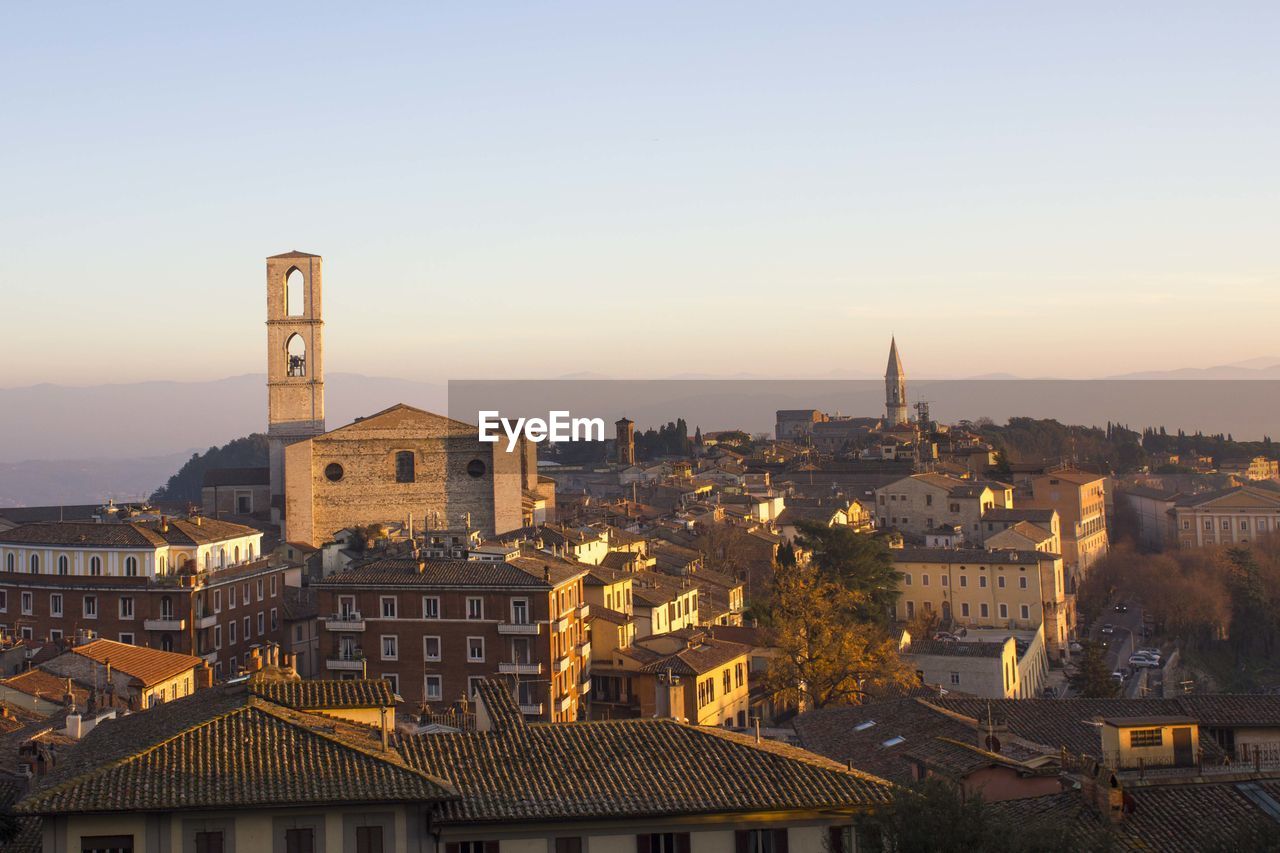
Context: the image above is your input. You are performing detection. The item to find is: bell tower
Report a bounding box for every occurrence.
[266,251,326,517]
[885,336,909,427]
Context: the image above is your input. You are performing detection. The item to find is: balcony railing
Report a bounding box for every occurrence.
[519,703,544,716]
[557,694,573,713]
[322,613,367,632]
[554,616,570,634]
[578,604,590,619]
[497,621,541,635]
[554,656,572,674]
[143,617,186,632]
[498,661,543,675]
[326,651,365,672]
[194,614,218,630]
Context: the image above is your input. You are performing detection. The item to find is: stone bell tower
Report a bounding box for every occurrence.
[266,251,326,519]
[885,336,909,427]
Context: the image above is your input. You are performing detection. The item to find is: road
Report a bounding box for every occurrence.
[1085,598,1152,698]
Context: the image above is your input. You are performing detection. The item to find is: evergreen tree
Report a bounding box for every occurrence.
[1066,640,1120,698]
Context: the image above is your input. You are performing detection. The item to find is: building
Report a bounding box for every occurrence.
[15,678,891,853]
[615,416,635,466]
[979,507,1061,552]
[281,585,320,677]
[1023,469,1109,588]
[900,626,1050,700]
[1115,484,1181,551]
[200,466,270,519]
[35,638,208,710]
[1218,455,1280,481]
[0,519,294,679]
[283,404,529,547]
[885,336,909,427]
[1171,485,1280,548]
[891,546,1071,659]
[875,473,999,541]
[315,552,590,720]
[266,251,327,521]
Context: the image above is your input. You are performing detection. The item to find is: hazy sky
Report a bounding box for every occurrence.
[2,1,1277,386]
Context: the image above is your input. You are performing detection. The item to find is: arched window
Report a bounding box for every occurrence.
[285,267,305,316]
[395,450,416,483]
[29,554,39,574]
[5,553,13,572]
[286,333,307,377]
[89,556,101,576]
[159,555,167,575]
[234,546,240,563]
[204,552,211,570]
[219,548,226,568]
[58,555,69,575]
[248,543,255,560]
[124,556,138,577]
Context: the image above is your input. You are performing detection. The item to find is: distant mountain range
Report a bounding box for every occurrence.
[2,360,1278,506]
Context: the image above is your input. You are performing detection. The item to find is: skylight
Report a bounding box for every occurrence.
[854,720,877,732]
[881,736,906,747]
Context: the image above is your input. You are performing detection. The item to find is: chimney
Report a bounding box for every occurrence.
[160,515,170,533]
[380,705,390,751]
[194,516,202,526]
[248,647,263,673]
[195,662,213,690]
[66,713,83,740]
[417,558,426,574]
[544,566,552,583]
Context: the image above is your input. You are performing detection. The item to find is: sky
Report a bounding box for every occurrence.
[2,1,1277,386]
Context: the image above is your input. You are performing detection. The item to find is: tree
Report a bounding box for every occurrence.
[793,521,901,621]
[764,560,913,709]
[864,778,1113,853]
[1066,640,1120,698]
[150,433,269,504]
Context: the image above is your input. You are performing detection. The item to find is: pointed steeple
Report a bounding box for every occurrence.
[886,336,904,379]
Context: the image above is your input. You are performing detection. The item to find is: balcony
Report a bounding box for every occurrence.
[554,616,570,634]
[195,614,218,630]
[322,613,367,632]
[554,656,572,674]
[578,604,590,619]
[577,643,591,668]
[519,703,544,716]
[579,678,591,696]
[497,621,541,636]
[143,617,185,631]
[557,694,573,713]
[498,662,543,675]
[326,652,365,672]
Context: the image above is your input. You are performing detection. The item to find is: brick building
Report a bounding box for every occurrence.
[0,519,296,680]
[315,551,590,719]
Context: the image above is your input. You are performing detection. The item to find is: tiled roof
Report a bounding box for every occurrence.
[402,707,890,824]
[587,606,632,626]
[281,585,318,621]
[248,678,395,709]
[982,508,1058,523]
[72,639,203,688]
[319,555,582,589]
[1,670,83,707]
[624,632,751,677]
[159,517,261,546]
[17,687,455,816]
[906,639,1007,658]
[893,547,1049,565]
[0,522,167,549]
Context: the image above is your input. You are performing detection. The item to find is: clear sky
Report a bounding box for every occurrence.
[2,1,1277,385]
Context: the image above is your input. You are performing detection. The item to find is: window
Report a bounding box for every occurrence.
[244,615,251,640]
[636,834,690,853]
[466,459,487,478]
[84,595,98,618]
[50,593,63,617]
[58,555,69,575]
[959,575,967,587]
[381,674,399,695]
[466,597,483,620]
[1021,604,1030,619]
[257,611,265,635]
[381,596,397,618]
[467,676,485,698]
[257,579,264,601]
[381,635,398,660]
[271,608,279,631]
[961,603,970,617]
[119,632,134,645]
[284,827,315,853]
[194,830,224,853]
[1130,728,1163,747]
[446,843,499,853]
[425,675,443,701]
[214,625,222,649]
[21,592,33,615]
[512,598,530,624]
[554,840,583,853]
[124,556,138,577]
[0,590,5,612]
[229,586,236,609]
[979,576,988,588]
[904,573,912,586]
[980,603,989,618]
[4,553,11,572]
[723,669,731,694]
[29,554,39,574]
[423,596,440,619]
[1019,576,1028,589]
[271,574,278,596]
[214,589,222,613]
[941,575,948,587]
[921,573,929,586]
[467,636,485,662]
[950,672,961,684]
[736,662,745,688]
[394,450,415,483]
[424,636,441,661]
[999,603,1008,619]
[229,620,237,645]
[354,825,384,853]
[120,597,135,620]
[325,463,344,482]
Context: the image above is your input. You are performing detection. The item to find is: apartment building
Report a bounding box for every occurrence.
[1023,469,1108,587]
[892,547,1072,659]
[315,552,590,720]
[0,518,292,680]
[874,473,1001,541]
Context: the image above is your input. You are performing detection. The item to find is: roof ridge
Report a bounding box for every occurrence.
[680,722,894,786]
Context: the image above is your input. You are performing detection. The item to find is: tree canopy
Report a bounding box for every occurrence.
[150,433,268,505]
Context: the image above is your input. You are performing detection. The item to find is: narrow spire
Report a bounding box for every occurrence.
[886,336,904,378]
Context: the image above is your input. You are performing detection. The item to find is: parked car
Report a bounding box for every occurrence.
[1138,647,1162,657]
[1111,670,1126,682]
[1101,624,1115,635]
[1068,642,1084,653]
[1129,654,1161,668]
